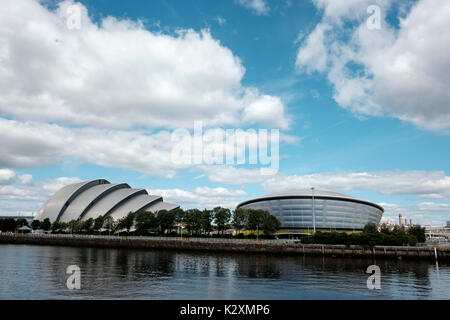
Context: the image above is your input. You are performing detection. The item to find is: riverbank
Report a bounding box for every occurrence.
[1,233,449,261]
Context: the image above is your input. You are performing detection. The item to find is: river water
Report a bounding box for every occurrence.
[0,244,449,299]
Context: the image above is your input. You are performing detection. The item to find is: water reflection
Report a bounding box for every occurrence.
[0,244,448,300]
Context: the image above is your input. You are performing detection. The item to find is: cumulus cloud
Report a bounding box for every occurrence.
[262,171,450,200]
[0,118,292,178]
[147,186,246,209]
[0,173,88,216]
[296,0,450,132]
[201,165,271,185]
[0,171,81,206]
[236,0,270,15]
[0,169,15,185]
[417,202,450,212]
[0,0,288,130]
[0,118,179,177]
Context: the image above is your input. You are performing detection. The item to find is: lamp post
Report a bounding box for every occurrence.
[312,187,316,233]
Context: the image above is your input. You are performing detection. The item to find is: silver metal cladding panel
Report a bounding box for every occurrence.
[59,183,131,222]
[35,179,109,223]
[107,194,162,221]
[81,188,148,220]
[237,189,384,212]
[147,201,180,213]
[240,197,383,231]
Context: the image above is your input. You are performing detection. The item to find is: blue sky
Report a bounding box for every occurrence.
[1,0,450,226]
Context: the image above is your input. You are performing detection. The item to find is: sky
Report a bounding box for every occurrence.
[0,0,450,226]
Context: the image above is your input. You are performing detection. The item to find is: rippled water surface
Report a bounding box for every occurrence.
[0,244,449,299]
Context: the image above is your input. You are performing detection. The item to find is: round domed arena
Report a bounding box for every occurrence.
[236,189,384,232]
[34,179,179,223]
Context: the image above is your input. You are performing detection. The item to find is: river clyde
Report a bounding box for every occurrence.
[0,244,449,300]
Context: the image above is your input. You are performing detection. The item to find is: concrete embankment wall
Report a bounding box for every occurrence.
[0,234,448,261]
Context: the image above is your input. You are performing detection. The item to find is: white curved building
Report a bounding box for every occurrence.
[236,189,384,231]
[35,179,179,223]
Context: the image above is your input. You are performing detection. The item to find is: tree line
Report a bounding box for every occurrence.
[27,207,282,238]
[0,218,31,232]
[301,222,426,246]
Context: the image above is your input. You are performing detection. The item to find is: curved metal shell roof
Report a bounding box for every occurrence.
[107,194,162,221]
[147,201,180,212]
[59,183,130,222]
[35,179,109,222]
[237,189,384,212]
[36,179,180,223]
[81,188,148,220]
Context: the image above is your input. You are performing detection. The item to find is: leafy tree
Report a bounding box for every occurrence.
[51,221,62,233]
[261,212,281,235]
[135,211,158,233]
[232,208,247,233]
[213,207,231,234]
[407,225,426,243]
[93,215,105,232]
[379,224,391,234]
[156,210,176,234]
[16,218,28,228]
[363,222,378,234]
[31,220,41,230]
[173,208,185,224]
[201,209,213,234]
[246,209,265,236]
[184,209,202,235]
[169,207,185,235]
[68,220,81,234]
[81,218,94,233]
[0,218,16,232]
[102,216,115,235]
[116,212,136,234]
[408,235,418,246]
[41,218,51,231]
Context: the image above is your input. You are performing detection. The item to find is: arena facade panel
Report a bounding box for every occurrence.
[236,189,384,231]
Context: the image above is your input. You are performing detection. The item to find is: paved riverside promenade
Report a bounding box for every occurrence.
[1,233,449,261]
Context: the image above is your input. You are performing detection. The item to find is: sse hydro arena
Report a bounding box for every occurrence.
[34,179,179,223]
[236,190,384,232]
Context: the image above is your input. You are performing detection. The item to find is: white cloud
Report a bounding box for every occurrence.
[296,0,450,132]
[0,172,82,216]
[242,89,289,129]
[295,23,330,73]
[236,0,270,15]
[0,118,180,177]
[201,165,270,185]
[0,0,287,130]
[148,186,246,209]
[18,174,33,185]
[0,169,15,185]
[0,172,81,202]
[262,170,450,200]
[417,202,450,212]
[194,186,246,197]
[217,16,226,26]
[1,118,292,178]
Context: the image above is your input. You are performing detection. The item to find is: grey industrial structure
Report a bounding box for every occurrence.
[236,189,384,231]
[34,179,179,223]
